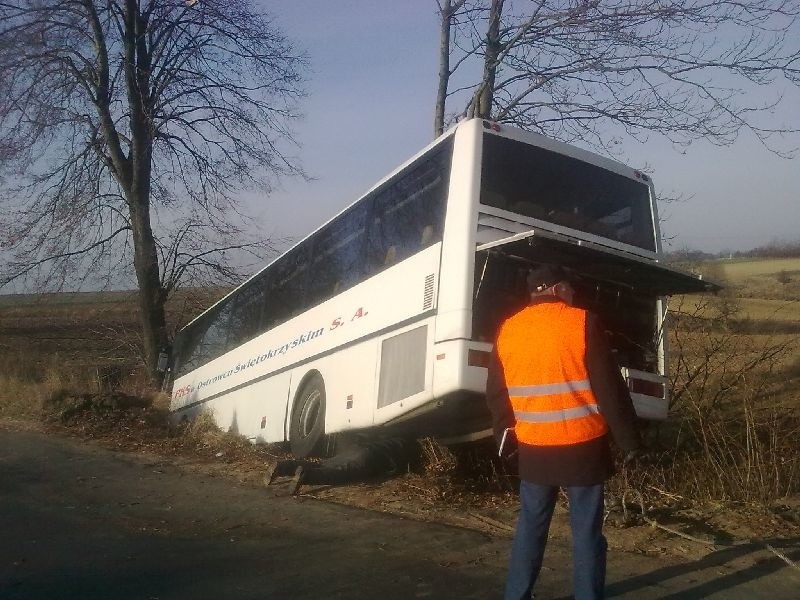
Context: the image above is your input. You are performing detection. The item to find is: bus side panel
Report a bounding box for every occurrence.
[243,373,294,443]
[171,244,444,414]
[284,337,380,440]
[172,245,444,441]
[372,316,437,425]
[435,119,482,343]
[189,389,243,439]
[191,371,292,443]
[282,245,445,438]
[431,338,492,399]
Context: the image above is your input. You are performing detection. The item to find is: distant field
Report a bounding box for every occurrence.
[736,297,800,321]
[0,287,227,372]
[0,290,138,308]
[669,256,800,385]
[673,296,800,322]
[717,257,800,281]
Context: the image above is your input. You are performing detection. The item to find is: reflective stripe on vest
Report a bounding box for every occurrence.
[507,379,592,397]
[496,302,609,446]
[515,403,601,423]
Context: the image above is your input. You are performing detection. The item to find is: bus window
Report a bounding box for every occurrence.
[261,245,310,332]
[306,202,369,306]
[175,301,233,376]
[226,280,267,351]
[480,133,655,251]
[366,143,451,275]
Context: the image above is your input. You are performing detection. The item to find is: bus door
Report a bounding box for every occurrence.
[473,227,721,420]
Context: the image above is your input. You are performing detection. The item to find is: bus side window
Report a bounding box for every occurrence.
[307,202,368,305]
[366,152,448,275]
[178,302,232,374]
[262,246,310,331]
[225,281,267,350]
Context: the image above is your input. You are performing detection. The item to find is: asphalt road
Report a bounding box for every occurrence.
[1,428,798,599]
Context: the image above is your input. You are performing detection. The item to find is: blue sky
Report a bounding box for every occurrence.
[260,2,800,254]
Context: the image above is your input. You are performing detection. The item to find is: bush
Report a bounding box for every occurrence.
[627,292,800,509]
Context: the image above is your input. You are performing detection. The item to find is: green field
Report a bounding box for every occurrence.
[718,257,800,281]
[674,296,800,322]
[673,257,800,324]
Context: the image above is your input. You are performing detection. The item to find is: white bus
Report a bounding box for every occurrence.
[169,119,716,457]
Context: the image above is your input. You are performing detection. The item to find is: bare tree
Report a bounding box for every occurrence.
[434,0,467,137]
[434,0,800,154]
[466,0,503,121]
[0,1,306,384]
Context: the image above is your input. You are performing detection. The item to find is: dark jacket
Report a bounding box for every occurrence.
[486,296,641,486]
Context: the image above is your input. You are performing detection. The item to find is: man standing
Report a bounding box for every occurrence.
[486,264,641,600]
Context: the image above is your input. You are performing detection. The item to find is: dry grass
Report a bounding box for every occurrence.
[676,296,800,324]
[625,284,800,511]
[718,257,800,280]
[177,411,260,459]
[0,374,48,421]
[418,437,517,498]
[419,437,458,475]
[0,354,101,420]
[691,257,800,302]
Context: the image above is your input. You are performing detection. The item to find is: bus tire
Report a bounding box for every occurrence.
[289,373,327,458]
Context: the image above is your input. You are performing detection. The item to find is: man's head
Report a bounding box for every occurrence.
[526,264,574,305]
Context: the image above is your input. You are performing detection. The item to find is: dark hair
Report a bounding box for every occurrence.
[526,264,567,293]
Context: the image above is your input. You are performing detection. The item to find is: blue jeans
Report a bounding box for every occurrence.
[505,481,606,600]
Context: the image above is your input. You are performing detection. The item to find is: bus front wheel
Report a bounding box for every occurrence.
[289,374,327,458]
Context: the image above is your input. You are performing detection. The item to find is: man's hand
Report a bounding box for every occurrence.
[498,427,518,460]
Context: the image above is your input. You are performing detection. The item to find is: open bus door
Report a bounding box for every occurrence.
[476,228,720,295]
[473,227,721,420]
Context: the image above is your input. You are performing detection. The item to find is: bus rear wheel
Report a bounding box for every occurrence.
[290,374,327,458]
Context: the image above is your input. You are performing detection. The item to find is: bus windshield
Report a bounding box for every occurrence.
[480,133,656,251]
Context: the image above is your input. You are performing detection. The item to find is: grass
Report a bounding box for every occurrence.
[0,353,107,421]
[673,256,800,371]
[735,298,800,320]
[716,257,800,280]
[0,290,138,308]
[657,262,800,508]
[0,372,50,421]
[673,296,800,324]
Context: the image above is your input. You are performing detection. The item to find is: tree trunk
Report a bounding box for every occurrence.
[469,0,504,119]
[129,188,168,387]
[434,1,456,138]
[127,125,166,386]
[124,0,166,387]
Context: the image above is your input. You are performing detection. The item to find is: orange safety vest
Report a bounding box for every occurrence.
[496,302,609,446]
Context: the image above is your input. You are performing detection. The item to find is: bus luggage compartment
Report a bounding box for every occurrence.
[472,227,720,420]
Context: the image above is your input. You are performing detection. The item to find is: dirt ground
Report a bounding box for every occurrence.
[2,422,800,600]
[5,393,798,567]
[1,426,511,600]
